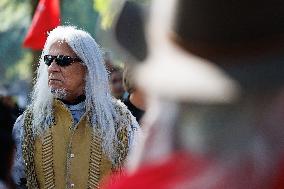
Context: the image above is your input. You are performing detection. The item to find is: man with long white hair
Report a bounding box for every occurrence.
[12,26,140,189]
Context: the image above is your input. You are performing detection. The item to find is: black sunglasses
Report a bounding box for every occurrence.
[44,55,83,67]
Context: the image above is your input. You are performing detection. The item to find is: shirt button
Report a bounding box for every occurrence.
[71,153,75,158]
[71,183,75,188]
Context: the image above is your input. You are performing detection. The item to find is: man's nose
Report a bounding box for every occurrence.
[48,61,60,72]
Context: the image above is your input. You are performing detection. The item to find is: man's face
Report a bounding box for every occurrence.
[47,41,86,102]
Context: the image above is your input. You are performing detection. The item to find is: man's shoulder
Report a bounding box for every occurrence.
[111,98,140,131]
[14,107,32,124]
[13,113,25,133]
[112,98,132,117]
[12,107,33,135]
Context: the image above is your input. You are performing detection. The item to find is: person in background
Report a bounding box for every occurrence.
[104,52,126,100]
[122,63,145,124]
[0,100,16,189]
[0,99,15,134]
[0,130,15,189]
[103,0,284,188]
[12,26,140,189]
[109,66,125,100]
[0,95,23,132]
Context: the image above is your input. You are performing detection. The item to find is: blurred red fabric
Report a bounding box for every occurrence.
[23,0,60,50]
[101,152,210,189]
[102,152,284,189]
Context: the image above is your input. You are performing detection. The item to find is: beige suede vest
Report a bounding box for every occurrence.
[22,100,130,189]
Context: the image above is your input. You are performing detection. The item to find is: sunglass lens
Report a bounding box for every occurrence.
[44,55,54,66]
[56,55,72,67]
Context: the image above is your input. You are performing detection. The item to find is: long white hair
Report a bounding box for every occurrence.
[30,26,118,162]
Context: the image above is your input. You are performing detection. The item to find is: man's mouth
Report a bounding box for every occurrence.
[49,79,63,85]
[49,79,61,81]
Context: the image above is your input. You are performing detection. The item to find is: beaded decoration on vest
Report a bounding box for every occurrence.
[112,101,131,171]
[22,109,40,189]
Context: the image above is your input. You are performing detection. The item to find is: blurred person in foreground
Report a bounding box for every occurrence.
[12,26,140,189]
[103,0,284,188]
[122,63,146,124]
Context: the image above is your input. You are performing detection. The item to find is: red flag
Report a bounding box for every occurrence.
[23,0,60,50]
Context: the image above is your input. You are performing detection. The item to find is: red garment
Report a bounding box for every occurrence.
[23,0,60,50]
[271,156,284,189]
[102,153,284,189]
[101,152,209,189]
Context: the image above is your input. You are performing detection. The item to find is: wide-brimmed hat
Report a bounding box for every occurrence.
[115,0,284,103]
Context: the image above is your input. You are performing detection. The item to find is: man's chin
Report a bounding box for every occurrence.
[50,88,68,100]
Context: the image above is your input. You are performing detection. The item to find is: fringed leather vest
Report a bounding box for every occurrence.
[22,100,130,189]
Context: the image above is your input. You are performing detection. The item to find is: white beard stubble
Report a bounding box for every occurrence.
[50,88,68,100]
